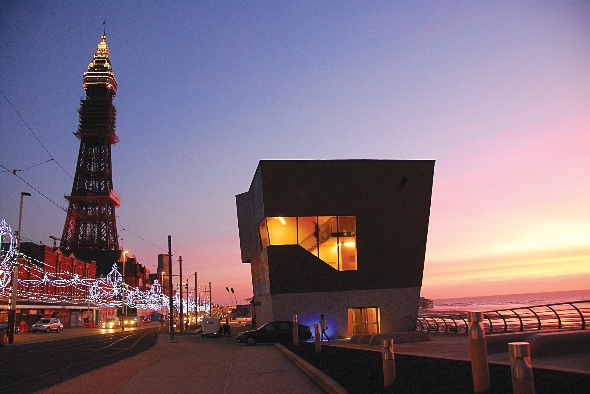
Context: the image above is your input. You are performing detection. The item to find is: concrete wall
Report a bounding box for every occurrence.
[253,287,421,339]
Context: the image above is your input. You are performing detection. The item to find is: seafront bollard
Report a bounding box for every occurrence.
[382,338,396,388]
[314,324,321,352]
[468,311,491,393]
[293,314,299,346]
[509,342,535,394]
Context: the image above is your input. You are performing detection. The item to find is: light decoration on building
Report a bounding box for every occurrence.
[0,219,194,312]
[0,220,18,290]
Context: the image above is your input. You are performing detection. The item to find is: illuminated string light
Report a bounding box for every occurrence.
[0,219,195,312]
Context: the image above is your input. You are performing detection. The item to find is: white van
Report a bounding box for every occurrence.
[201,317,221,338]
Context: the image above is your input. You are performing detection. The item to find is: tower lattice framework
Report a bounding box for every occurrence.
[60,32,121,259]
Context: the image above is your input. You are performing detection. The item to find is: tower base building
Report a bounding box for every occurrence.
[236,160,435,338]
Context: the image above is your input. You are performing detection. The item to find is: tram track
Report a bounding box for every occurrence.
[0,328,159,393]
[0,334,119,362]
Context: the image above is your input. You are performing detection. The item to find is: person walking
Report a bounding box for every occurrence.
[223,317,231,336]
[320,314,329,341]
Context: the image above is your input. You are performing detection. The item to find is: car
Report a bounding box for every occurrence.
[31,318,63,333]
[123,317,137,327]
[101,317,120,329]
[236,321,312,346]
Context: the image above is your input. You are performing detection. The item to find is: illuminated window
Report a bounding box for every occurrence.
[348,307,380,335]
[337,217,357,271]
[258,215,357,271]
[318,216,338,269]
[298,216,318,256]
[266,216,297,245]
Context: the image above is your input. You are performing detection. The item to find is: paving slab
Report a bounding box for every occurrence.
[39,333,324,394]
[326,332,590,375]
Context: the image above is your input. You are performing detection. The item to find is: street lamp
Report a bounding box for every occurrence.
[8,191,31,344]
[160,271,166,295]
[121,250,128,332]
[231,287,237,306]
[226,287,237,318]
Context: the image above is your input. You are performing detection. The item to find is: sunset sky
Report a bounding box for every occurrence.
[1,2,589,304]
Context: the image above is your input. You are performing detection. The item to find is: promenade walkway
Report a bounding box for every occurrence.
[39,332,324,394]
[329,333,590,375]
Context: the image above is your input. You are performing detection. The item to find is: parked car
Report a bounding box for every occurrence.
[31,318,63,333]
[101,317,120,329]
[236,321,312,346]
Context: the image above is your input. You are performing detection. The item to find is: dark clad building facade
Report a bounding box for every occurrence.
[236,160,435,337]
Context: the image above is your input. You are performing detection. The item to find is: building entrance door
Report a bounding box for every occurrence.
[348,307,380,335]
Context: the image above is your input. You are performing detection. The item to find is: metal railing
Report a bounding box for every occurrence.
[414,300,590,335]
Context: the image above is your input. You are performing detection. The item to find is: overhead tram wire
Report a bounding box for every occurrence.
[2,161,166,253]
[0,158,56,174]
[1,90,165,255]
[118,224,166,252]
[0,163,67,212]
[0,88,73,179]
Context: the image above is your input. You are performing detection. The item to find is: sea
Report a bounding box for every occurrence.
[426,289,590,312]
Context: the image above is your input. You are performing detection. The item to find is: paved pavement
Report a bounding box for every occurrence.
[328,333,590,375]
[38,330,324,394]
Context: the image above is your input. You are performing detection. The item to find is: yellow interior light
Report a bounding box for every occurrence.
[277,217,286,224]
[343,241,356,246]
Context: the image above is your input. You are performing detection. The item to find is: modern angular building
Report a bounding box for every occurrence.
[236,160,435,338]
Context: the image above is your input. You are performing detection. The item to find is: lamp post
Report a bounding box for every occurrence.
[184,281,189,329]
[231,287,237,307]
[194,272,198,325]
[207,282,212,317]
[160,271,166,296]
[8,191,31,344]
[226,287,237,318]
[167,236,174,340]
[178,256,184,334]
[121,250,128,331]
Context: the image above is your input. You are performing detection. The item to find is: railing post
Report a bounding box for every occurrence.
[509,342,535,394]
[468,311,490,393]
[569,303,585,330]
[382,338,396,388]
[546,305,561,329]
[314,324,321,352]
[292,314,299,346]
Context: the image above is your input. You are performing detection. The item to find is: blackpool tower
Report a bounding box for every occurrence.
[60,31,122,268]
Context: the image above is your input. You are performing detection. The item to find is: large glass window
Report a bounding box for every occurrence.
[297,216,318,256]
[266,216,297,245]
[338,216,357,271]
[258,215,357,271]
[317,216,338,269]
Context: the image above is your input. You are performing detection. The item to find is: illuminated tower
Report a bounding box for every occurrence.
[60,32,121,266]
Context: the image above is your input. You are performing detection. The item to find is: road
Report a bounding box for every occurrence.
[0,325,160,393]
